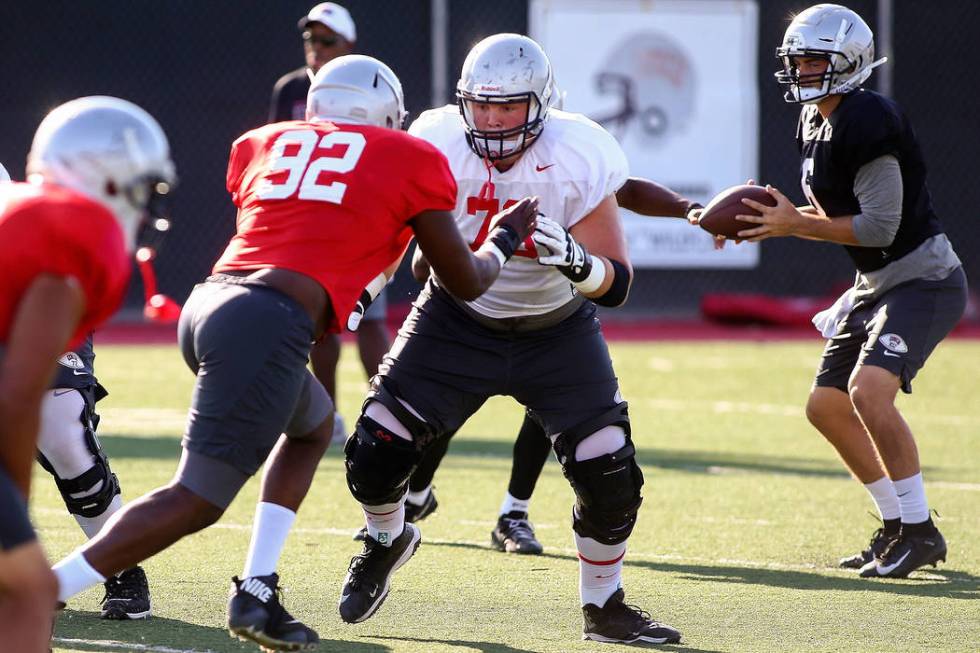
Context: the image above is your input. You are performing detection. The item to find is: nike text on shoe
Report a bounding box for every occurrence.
[339,523,421,624]
[582,588,681,645]
[227,573,318,651]
[353,490,438,541]
[859,530,947,579]
[840,527,897,569]
[490,511,543,555]
[100,566,151,620]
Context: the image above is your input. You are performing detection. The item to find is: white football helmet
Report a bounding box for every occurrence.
[26,96,176,252]
[775,4,887,104]
[456,33,555,160]
[306,54,407,129]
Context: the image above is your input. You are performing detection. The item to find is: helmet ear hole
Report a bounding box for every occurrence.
[105,180,118,197]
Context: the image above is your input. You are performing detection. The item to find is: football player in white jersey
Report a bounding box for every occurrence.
[338,34,682,645]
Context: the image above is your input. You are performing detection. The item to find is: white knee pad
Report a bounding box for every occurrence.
[574,425,627,462]
[37,389,95,479]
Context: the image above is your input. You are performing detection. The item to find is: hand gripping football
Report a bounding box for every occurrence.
[698,184,777,239]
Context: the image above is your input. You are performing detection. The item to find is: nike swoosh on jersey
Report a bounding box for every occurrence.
[883,351,901,358]
[875,550,911,575]
[535,163,556,172]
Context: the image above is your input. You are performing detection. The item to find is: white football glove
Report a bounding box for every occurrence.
[347,271,389,331]
[532,216,593,283]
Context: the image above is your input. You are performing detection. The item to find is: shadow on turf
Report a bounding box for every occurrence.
[425,541,980,601]
[54,610,390,653]
[371,632,724,652]
[102,434,948,485]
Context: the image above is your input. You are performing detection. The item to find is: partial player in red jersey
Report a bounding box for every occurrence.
[51,55,537,652]
[0,97,175,653]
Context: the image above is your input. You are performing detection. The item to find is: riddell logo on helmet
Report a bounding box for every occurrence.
[474,84,502,92]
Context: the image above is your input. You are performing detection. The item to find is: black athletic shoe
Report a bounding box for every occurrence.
[859,529,947,578]
[353,490,438,541]
[100,566,151,620]
[339,523,421,624]
[583,588,681,645]
[227,573,318,651]
[839,527,897,569]
[490,511,543,555]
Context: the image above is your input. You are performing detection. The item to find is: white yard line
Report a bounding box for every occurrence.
[52,638,216,653]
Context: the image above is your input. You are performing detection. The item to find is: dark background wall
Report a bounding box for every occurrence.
[1,1,975,317]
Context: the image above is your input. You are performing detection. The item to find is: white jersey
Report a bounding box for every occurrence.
[408,106,628,318]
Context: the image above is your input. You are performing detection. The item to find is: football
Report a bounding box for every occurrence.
[698,184,777,239]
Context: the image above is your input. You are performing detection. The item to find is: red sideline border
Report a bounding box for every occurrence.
[97,315,980,345]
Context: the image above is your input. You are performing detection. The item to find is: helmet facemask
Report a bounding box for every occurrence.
[457,90,546,161]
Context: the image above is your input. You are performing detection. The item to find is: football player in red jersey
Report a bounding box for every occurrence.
[51,55,537,651]
[0,97,175,653]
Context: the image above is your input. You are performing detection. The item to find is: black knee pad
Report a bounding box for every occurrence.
[344,415,424,505]
[37,392,120,519]
[554,402,644,545]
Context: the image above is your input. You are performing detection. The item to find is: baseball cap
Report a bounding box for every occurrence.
[298,3,356,43]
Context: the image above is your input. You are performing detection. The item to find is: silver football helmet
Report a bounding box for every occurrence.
[306,54,407,129]
[456,33,556,160]
[26,96,176,252]
[775,4,887,104]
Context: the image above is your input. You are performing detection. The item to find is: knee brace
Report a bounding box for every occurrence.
[344,414,424,505]
[37,391,120,519]
[554,403,644,545]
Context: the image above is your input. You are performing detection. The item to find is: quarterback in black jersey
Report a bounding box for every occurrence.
[733,4,966,579]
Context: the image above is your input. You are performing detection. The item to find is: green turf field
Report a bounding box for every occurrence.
[41,341,979,653]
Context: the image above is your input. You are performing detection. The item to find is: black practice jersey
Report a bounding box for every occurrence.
[269,67,310,123]
[796,89,942,273]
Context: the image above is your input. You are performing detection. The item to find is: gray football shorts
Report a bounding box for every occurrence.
[177,278,332,480]
[376,282,622,438]
[815,266,967,393]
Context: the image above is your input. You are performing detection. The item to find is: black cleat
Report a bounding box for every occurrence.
[340,523,421,624]
[353,490,438,541]
[839,527,897,569]
[101,566,151,620]
[227,573,318,651]
[490,511,543,555]
[859,529,947,578]
[583,588,681,645]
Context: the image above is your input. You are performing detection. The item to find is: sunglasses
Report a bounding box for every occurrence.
[303,32,340,48]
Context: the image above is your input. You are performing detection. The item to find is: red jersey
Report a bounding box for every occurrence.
[213,120,457,332]
[0,182,130,349]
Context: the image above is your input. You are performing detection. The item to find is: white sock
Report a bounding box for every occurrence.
[242,502,297,578]
[364,500,405,547]
[893,472,930,524]
[499,492,530,516]
[53,550,106,603]
[863,476,901,522]
[406,486,431,507]
[575,531,625,607]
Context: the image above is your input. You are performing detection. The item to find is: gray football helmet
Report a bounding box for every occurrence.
[26,96,176,252]
[306,54,407,129]
[456,33,556,160]
[775,4,887,104]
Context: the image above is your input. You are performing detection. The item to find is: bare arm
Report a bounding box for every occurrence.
[616,176,698,220]
[410,198,538,301]
[0,275,85,497]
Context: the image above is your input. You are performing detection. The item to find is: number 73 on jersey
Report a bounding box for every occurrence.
[466,195,537,258]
